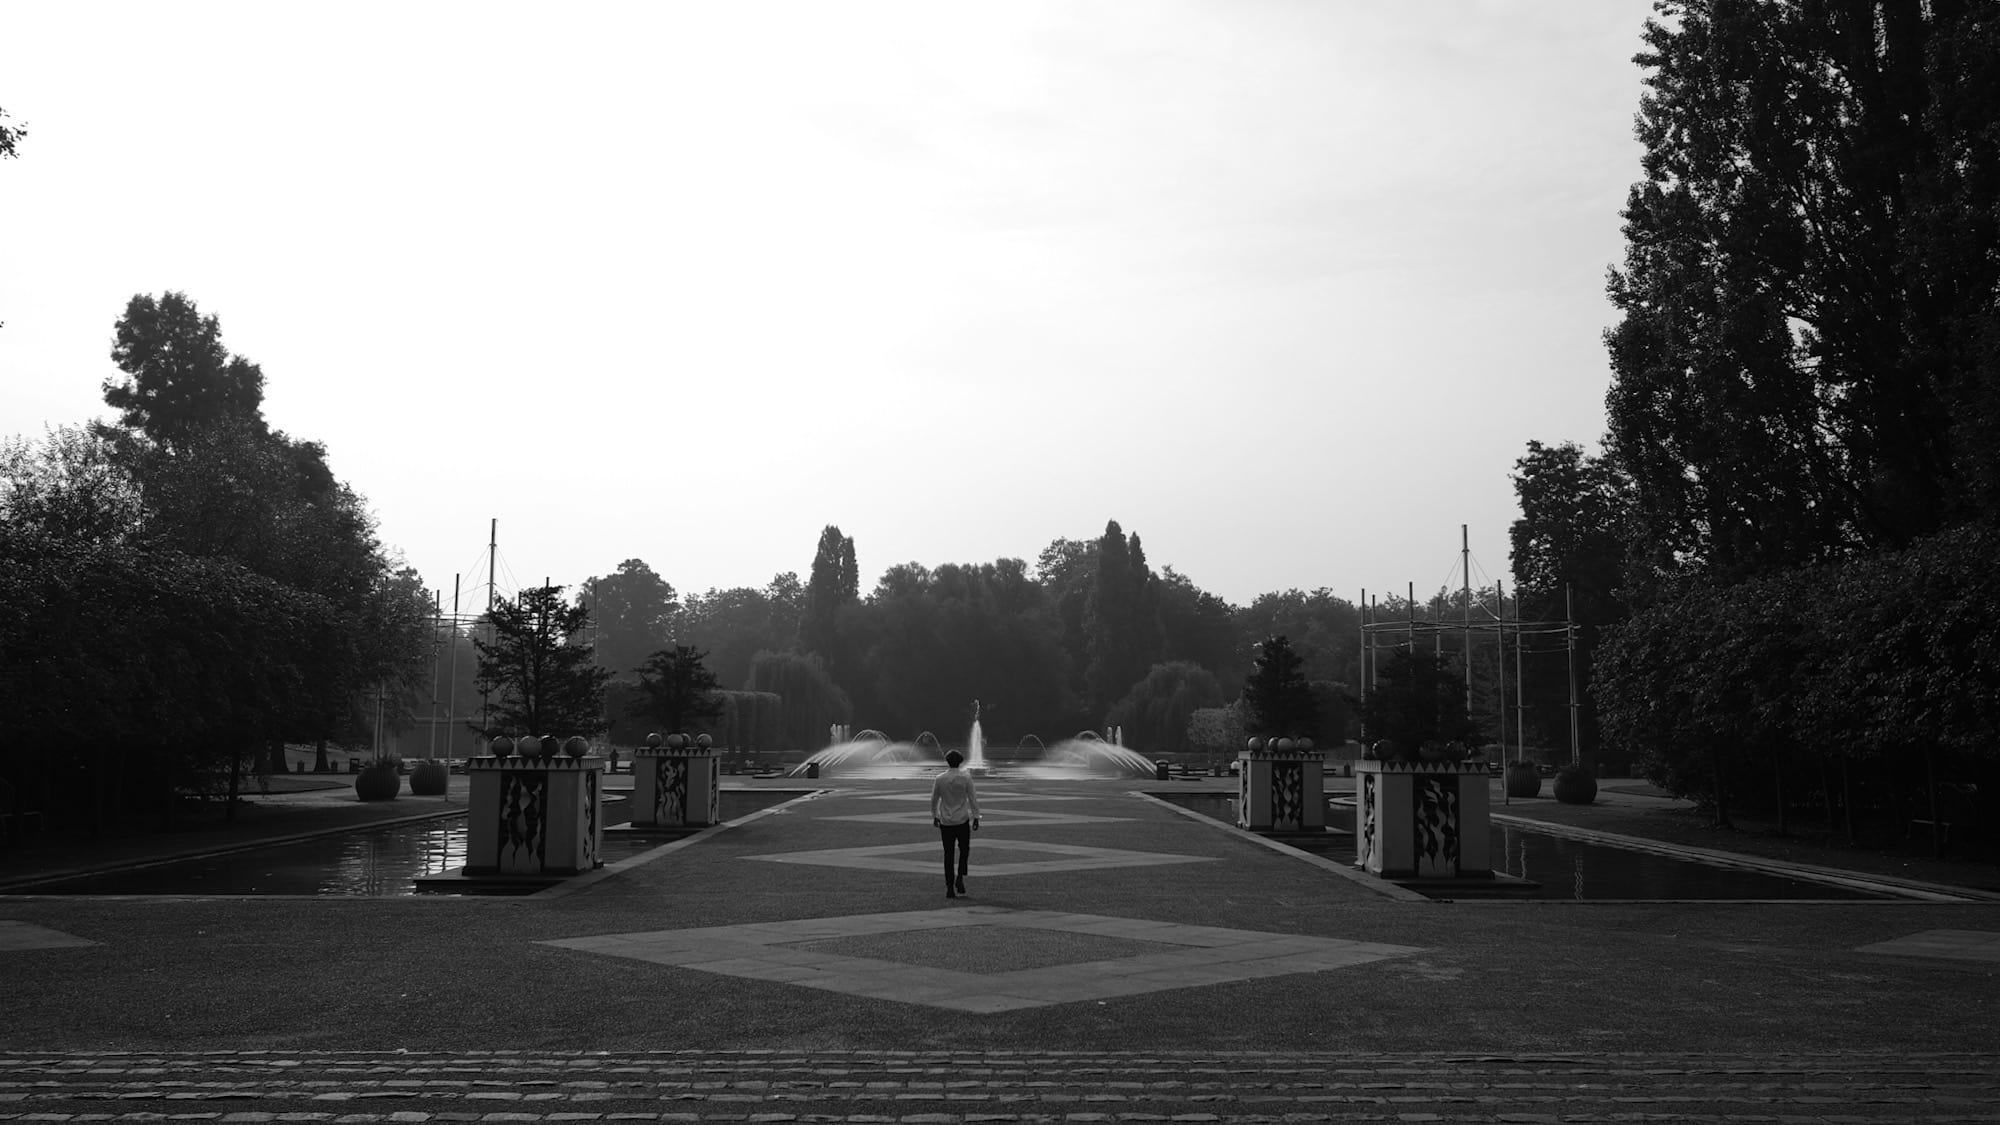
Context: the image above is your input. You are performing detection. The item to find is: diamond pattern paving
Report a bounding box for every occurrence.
[541,905,1422,1012]
[739,837,1214,876]
[1855,928,2000,963]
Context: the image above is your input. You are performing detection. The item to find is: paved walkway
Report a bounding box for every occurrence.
[3,775,1999,1120]
[6,1049,2000,1122]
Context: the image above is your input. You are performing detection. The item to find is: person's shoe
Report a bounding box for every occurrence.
[955,877,966,895]
[946,886,956,899]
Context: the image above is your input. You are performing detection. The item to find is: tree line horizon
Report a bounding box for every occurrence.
[6,1,1999,846]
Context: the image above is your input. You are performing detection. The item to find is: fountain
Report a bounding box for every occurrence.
[786,703,1157,780]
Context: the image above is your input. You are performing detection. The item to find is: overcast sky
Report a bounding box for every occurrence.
[1,1,1655,610]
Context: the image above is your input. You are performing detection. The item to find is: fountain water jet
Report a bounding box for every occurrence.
[787,704,1154,781]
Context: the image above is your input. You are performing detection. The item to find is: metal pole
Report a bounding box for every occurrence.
[427,588,442,760]
[1514,583,1526,765]
[1406,581,1415,655]
[1358,588,1367,714]
[1369,595,1379,689]
[482,518,497,733]
[1461,524,1473,716]
[1495,579,1506,762]
[446,574,461,802]
[1566,583,1581,768]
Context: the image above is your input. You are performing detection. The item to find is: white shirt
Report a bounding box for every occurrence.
[930,767,980,826]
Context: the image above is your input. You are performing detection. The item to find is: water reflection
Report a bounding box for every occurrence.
[1161,794,1884,901]
[20,820,470,897]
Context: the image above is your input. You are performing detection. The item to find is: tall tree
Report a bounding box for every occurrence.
[1360,648,1477,751]
[579,558,678,676]
[632,645,724,735]
[103,292,267,448]
[1241,636,1318,739]
[1083,520,1162,718]
[1510,440,1631,759]
[1604,2,2000,588]
[800,524,858,665]
[472,585,611,737]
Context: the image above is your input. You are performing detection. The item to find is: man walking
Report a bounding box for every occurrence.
[930,749,980,898]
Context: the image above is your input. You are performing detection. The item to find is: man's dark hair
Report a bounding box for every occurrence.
[945,749,965,768]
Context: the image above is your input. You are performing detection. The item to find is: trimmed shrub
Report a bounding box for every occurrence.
[1505,761,1542,798]
[354,761,401,801]
[408,759,448,796]
[1553,763,1597,805]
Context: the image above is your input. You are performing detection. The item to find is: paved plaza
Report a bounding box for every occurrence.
[2,776,1998,1121]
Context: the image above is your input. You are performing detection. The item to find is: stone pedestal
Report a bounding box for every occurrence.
[1355,760,1491,878]
[1236,749,1326,831]
[464,755,604,876]
[631,747,722,829]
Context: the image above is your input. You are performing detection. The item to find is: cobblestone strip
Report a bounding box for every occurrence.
[0,1053,1996,1124]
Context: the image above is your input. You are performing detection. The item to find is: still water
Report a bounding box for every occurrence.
[1158,793,1889,901]
[13,790,799,897]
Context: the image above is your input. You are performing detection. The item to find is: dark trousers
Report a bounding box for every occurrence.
[939,822,971,881]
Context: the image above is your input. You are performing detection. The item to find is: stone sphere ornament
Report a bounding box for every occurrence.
[490,735,515,758]
[1297,737,1314,752]
[666,733,687,750]
[1246,737,1264,752]
[541,735,560,760]
[646,732,663,748]
[695,734,713,749]
[563,735,589,759]
[1275,737,1295,752]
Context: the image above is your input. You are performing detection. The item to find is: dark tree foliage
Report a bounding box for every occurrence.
[678,576,801,690]
[847,558,1074,740]
[1235,587,1361,688]
[800,524,858,667]
[0,106,19,329]
[1360,648,1476,750]
[104,293,267,448]
[1083,520,1163,718]
[580,558,678,676]
[631,644,723,735]
[1597,525,2000,835]
[747,649,852,752]
[0,105,24,160]
[0,528,340,831]
[1605,1,2000,588]
[1509,440,1631,758]
[473,585,611,738]
[1107,661,1226,756]
[1035,536,1097,707]
[1156,567,1240,682]
[1241,636,1319,739]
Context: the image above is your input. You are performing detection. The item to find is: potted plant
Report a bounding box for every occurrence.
[1504,760,1542,798]
[1553,763,1598,805]
[354,756,402,801]
[408,758,449,796]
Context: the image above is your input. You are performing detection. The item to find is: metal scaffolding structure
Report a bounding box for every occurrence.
[1357,525,1579,768]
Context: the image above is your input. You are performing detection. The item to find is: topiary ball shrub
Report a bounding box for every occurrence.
[354,762,402,801]
[1504,761,1542,798]
[1553,763,1598,805]
[409,759,449,796]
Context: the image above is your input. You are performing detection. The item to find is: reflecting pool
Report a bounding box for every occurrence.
[1154,792,1893,901]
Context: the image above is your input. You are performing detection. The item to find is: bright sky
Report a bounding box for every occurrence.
[1,1,1654,609]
